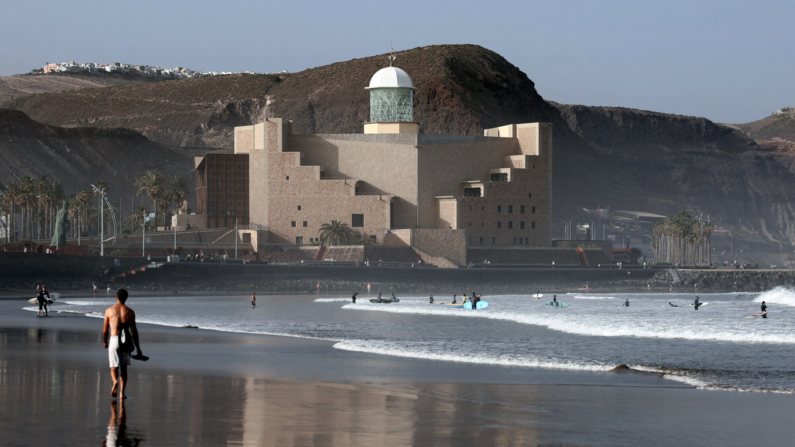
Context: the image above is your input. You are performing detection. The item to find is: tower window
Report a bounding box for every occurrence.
[497,222,502,229]
[525,237,529,244]
[479,237,484,244]
[497,206,502,212]
[520,205,525,214]
[528,193,532,198]
[286,176,290,180]
[298,205,302,211]
[303,221,307,227]
[508,221,513,229]
[508,205,513,213]
[532,206,536,213]
[513,237,517,244]
[532,222,536,229]
[520,221,525,229]
[491,237,496,244]
[291,221,296,227]
[469,222,472,227]
[351,214,364,228]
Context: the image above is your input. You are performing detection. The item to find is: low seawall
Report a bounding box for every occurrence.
[0,253,145,280]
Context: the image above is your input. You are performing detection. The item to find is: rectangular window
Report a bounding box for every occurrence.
[497,205,502,212]
[532,206,536,213]
[508,205,513,213]
[370,235,377,242]
[497,222,502,229]
[491,237,496,244]
[302,221,307,227]
[481,222,484,227]
[512,237,517,244]
[291,221,296,227]
[479,237,484,244]
[520,205,525,214]
[508,221,513,229]
[295,236,303,244]
[520,221,525,229]
[351,214,364,227]
[286,176,290,180]
[528,193,532,198]
[532,222,536,229]
[525,237,529,244]
[298,205,302,211]
[469,222,472,226]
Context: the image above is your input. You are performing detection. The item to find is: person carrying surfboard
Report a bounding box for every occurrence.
[36,286,46,317]
[694,296,701,310]
[103,289,145,399]
[761,301,767,319]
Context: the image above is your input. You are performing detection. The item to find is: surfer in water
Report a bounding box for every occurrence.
[694,296,701,310]
[668,302,679,307]
[451,294,457,304]
[377,293,382,303]
[624,299,630,307]
[391,293,397,302]
[352,292,358,303]
[761,301,767,318]
[251,293,256,308]
[429,295,434,304]
[552,295,557,303]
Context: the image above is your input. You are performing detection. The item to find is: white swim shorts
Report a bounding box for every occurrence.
[108,335,130,368]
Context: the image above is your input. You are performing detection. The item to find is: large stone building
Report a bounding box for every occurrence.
[194,56,555,264]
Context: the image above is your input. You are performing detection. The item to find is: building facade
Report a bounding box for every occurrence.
[194,60,553,251]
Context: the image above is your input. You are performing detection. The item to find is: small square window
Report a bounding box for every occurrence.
[295,236,303,244]
[532,206,536,213]
[508,221,513,229]
[298,205,302,211]
[532,222,536,229]
[532,164,536,169]
[520,205,525,214]
[351,214,364,228]
[469,222,472,226]
[286,176,290,180]
[291,221,296,227]
[370,235,377,241]
[481,207,484,211]
[520,221,525,229]
[508,205,513,213]
[497,206,502,212]
[303,221,307,227]
[491,237,496,244]
[497,222,502,229]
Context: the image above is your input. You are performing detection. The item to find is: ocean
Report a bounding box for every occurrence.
[29,287,795,393]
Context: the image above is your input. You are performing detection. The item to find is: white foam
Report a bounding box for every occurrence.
[754,287,795,307]
[314,298,354,302]
[570,295,618,300]
[62,300,116,306]
[333,340,617,372]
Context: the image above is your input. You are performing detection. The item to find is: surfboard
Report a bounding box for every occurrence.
[689,302,709,307]
[546,301,568,308]
[746,311,768,319]
[463,301,489,309]
[533,294,543,298]
[28,297,55,304]
[445,303,464,308]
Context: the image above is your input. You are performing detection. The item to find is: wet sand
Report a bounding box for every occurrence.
[2,303,795,446]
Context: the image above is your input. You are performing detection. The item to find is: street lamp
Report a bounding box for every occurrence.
[91,185,118,257]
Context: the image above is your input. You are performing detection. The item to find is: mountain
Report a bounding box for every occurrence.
[0,109,194,205]
[0,72,156,106]
[728,107,795,142]
[3,44,795,250]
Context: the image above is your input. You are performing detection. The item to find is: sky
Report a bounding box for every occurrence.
[0,0,793,124]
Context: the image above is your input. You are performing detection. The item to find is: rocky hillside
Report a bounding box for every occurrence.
[0,109,194,203]
[729,107,795,142]
[556,104,795,248]
[0,72,156,106]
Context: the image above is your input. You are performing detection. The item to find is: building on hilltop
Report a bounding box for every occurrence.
[192,53,557,266]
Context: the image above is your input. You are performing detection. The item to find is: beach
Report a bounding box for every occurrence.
[2,294,795,446]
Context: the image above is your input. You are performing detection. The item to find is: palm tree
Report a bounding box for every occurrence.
[135,171,164,229]
[318,221,355,246]
[33,175,50,240]
[167,175,189,212]
[49,182,65,239]
[76,188,93,237]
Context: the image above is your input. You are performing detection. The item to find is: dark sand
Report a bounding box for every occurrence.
[2,301,794,446]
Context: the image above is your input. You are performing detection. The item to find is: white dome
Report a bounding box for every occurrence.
[366,66,415,90]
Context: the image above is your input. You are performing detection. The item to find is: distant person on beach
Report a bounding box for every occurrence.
[694,296,701,310]
[761,301,767,318]
[352,292,358,303]
[316,283,320,294]
[93,282,98,296]
[107,285,111,297]
[36,287,48,317]
[251,293,256,308]
[102,289,142,399]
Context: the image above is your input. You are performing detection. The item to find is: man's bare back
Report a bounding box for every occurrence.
[102,289,141,399]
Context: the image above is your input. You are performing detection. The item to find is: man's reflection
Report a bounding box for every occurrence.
[103,400,140,446]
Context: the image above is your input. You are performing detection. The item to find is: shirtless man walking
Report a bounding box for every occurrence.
[102,289,142,398]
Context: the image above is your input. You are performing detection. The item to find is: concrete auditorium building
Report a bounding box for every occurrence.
[192,56,603,267]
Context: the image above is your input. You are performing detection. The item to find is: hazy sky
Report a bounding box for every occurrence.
[1,0,792,123]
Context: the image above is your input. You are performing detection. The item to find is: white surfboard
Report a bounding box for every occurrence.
[533,294,543,298]
[746,311,768,319]
[689,302,709,307]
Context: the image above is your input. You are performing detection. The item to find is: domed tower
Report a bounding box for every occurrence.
[364,47,419,134]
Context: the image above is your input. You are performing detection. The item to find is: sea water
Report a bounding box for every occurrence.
[29,287,795,393]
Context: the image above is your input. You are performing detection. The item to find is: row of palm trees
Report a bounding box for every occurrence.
[0,171,189,243]
[652,211,713,266]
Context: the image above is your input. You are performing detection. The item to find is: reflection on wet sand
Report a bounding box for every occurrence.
[0,355,541,446]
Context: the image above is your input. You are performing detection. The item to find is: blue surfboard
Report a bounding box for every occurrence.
[546,301,568,308]
[463,301,489,309]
